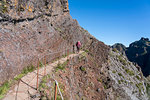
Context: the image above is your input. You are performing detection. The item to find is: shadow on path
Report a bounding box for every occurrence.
[20,79,37,90]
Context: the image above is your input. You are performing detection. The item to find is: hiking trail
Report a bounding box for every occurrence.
[3,51,84,100]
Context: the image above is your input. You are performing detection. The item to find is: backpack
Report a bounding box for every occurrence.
[77,41,81,47]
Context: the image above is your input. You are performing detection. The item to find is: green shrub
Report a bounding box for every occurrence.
[39,76,49,92]
[125,69,129,73]
[81,52,87,57]
[112,48,118,52]
[118,56,127,65]
[122,66,125,69]
[56,61,68,72]
[0,80,12,99]
[14,73,25,81]
[56,63,65,71]
[97,78,102,83]
[118,80,121,84]
[146,83,150,96]
[55,27,62,32]
[0,95,4,99]
[129,71,135,76]
[136,83,143,93]
[104,84,107,89]
[118,73,123,76]
[120,80,124,83]
[14,65,35,81]
[0,0,8,13]
[128,62,131,65]
[112,70,116,73]
[130,82,133,84]
[84,49,89,53]
[125,69,135,76]
[22,65,34,74]
[80,66,86,71]
[136,75,140,80]
[62,54,67,58]
[22,65,35,74]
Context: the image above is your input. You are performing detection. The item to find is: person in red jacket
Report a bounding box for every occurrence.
[76,41,81,53]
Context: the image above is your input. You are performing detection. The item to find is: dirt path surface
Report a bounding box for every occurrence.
[3,51,83,100]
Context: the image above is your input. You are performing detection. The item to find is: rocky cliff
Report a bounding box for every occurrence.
[112,43,126,55]
[0,0,93,85]
[126,38,150,77]
[112,38,150,77]
[0,0,149,100]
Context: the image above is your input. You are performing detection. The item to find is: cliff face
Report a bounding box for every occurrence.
[0,0,93,85]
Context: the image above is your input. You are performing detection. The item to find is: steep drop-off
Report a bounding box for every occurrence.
[38,49,149,100]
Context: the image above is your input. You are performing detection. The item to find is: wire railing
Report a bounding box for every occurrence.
[13,45,74,100]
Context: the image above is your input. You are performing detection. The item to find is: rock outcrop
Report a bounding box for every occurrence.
[112,43,126,55]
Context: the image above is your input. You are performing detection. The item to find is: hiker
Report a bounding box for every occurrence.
[76,41,81,53]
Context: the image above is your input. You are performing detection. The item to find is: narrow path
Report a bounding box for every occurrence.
[3,51,83,100]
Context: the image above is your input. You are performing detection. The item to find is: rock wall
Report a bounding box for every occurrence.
[0,0,93,85]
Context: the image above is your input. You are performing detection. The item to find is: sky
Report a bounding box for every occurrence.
[68,0,150,47]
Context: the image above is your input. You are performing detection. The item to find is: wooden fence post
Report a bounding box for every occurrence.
[44,56,46,76]
[67,49,69,60]
[36,59,39,90]
[54,82,57,100]
[67,49,69,65]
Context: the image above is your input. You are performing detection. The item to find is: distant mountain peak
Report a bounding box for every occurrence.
[140,37,149,41]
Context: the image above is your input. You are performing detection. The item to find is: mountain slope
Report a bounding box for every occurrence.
[36,48,149,100]
[0,0,149,100]
[107,49,148,100]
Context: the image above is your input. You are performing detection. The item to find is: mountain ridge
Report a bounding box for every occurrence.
[112,37,150,77]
